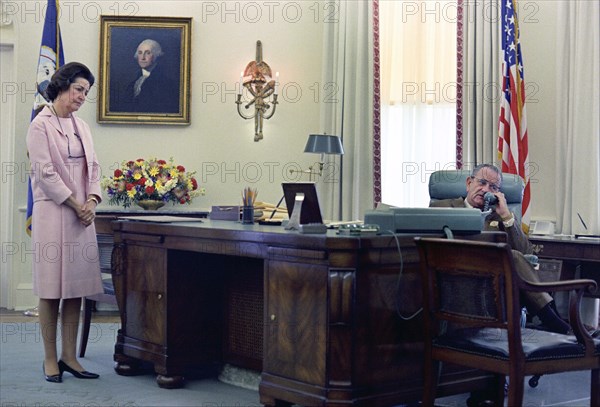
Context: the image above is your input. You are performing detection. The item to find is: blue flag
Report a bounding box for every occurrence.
[26,0,65,236]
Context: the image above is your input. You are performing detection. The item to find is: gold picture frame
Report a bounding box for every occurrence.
[98,16,192,125]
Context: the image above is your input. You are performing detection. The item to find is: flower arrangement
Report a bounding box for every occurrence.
[101,158,204,208]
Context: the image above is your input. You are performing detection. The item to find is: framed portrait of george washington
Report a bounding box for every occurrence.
[98,16,192,125]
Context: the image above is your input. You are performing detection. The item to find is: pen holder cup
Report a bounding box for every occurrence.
[242,206,254,224]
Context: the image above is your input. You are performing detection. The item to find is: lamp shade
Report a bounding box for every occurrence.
[303,134,344,155]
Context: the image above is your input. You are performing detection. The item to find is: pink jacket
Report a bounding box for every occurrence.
[27,106,102,205]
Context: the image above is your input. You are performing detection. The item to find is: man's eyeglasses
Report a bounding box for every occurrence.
[67,133,85,159]
[472,177,501,192]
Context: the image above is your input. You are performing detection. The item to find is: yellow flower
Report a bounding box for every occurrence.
[149,167,160,177]
[133,172,142,180]
[127,189,136,198]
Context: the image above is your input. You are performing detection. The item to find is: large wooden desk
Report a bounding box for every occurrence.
[109,219,499,406]
[530,235,600,297]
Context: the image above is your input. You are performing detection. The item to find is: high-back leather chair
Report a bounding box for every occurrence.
[428,169,525,223]
[415,237,600,406]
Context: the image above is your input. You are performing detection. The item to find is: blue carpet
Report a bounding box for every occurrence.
[0,322,260,406]
[1,322,592,406]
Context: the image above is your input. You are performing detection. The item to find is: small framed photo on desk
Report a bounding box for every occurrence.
[282,182,323,225]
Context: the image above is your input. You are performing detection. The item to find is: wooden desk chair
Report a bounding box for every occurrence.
[415,237,600,406]
[79,234,117,357]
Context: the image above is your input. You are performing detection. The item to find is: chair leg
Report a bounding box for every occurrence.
[422,359,440,407]
[506,372,525,407]
[591,369,600,407]
[78,298,94,357]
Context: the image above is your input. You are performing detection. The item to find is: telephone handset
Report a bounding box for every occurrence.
[483,192,498,212]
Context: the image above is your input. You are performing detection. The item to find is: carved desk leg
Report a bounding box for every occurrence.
[156,374,185,389]
[113,334,141,376]
[111,243,142,376]
[260,397,293,407]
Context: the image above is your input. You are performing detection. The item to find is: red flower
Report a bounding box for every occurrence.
[191,178,198,190]
[179,198,186,204]
[177,165,185,172]
[114,169,123,177]
[145,186,155,195]
[157,159,167,165]
[138,177,147,185]
[125,183,135,191]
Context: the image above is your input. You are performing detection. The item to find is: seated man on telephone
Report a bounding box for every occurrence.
[430,163,570,334]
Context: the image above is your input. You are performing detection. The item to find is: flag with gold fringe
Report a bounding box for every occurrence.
[26,0,65,236]
[497,0,530,233]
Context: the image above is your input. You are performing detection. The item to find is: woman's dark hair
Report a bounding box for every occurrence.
[45,62,95,101]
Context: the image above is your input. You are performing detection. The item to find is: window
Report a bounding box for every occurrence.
[379,0,458,207]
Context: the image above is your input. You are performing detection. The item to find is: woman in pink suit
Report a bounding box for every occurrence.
[27,62,103,383]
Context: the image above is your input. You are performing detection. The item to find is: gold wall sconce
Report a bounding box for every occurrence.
[290,134,345,181]
[236,40,278,142]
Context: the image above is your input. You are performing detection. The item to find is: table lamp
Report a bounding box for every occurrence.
[291,134,344,181]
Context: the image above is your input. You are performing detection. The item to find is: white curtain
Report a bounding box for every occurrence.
[380,105,456,207]
[461,0,501,166]
[555,1,600,235]
[319,1,374,221]
[380,0,457,207]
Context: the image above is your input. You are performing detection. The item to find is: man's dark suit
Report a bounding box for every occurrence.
[110,63,180,114]
[431,197,552,312]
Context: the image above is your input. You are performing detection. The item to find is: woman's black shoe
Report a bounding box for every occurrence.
[43,362,62,383]
[58,360,99,379]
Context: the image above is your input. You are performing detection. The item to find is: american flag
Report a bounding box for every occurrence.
[497,0,530,233]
